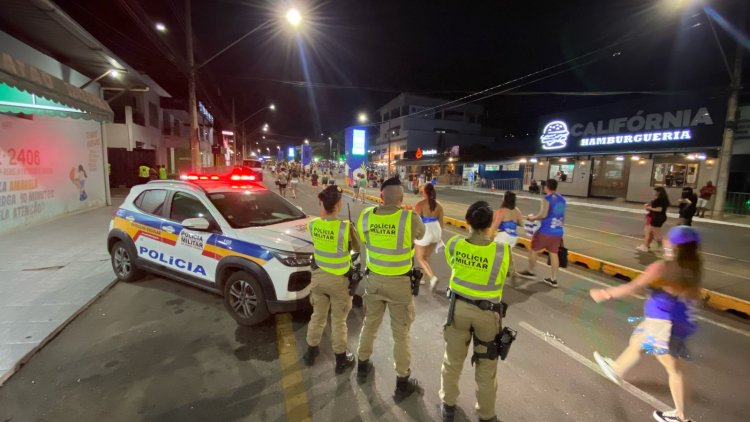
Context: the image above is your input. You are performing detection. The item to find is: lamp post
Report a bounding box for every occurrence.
[185,0,301,170]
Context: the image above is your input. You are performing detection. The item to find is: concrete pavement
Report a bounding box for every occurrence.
[1,175,748,421]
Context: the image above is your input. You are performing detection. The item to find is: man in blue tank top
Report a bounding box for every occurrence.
[518,178,566,287]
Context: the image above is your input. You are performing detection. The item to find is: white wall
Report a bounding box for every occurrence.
[0,114,105,234]
[105,124,129,148]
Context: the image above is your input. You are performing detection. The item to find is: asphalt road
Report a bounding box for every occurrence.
[430,187,750,301]
[1,178,749,422]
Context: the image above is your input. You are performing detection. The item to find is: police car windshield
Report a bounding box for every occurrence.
[208,190,305,228]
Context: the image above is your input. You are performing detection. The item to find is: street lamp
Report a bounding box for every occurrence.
[357,112,368,124]
[304,139,309,144]
[155,22,167,32]
[269,103,276,111]
[286,8,302,27]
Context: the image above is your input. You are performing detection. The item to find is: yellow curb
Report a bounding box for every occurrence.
[275,313,312,422]
[568,251,603,271]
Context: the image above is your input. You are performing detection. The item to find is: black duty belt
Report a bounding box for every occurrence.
[455,294,505,314]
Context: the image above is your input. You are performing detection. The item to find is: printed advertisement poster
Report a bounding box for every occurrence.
[0,114,105,234]
[345,126,367,186]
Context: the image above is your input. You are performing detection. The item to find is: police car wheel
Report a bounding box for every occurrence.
[111,241,143,282]
[223,271,269,326]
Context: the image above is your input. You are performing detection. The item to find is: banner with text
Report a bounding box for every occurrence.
[0,114,105,234]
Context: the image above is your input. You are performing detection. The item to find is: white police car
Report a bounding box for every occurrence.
[107,175,313,325]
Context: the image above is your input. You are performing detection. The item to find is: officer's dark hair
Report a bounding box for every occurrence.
[380,176,402,191]
[466,201,494,231]
[318,185,342,213]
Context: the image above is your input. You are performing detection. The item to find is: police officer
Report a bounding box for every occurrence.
[158,164,168,180]
[440,201,510,422]
[138,163,151,185]
[303,185,360,374]
[356,177,425,401]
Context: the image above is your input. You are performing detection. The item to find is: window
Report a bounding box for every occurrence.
[444,110,465,121]
[208,191,305,228]
[170,192,212,222]
[390,126,400,137]
[391,107,401,118]
[149,102,159,128]
[549,164,574,183]
[652,159,699,188]
[134,189,167,215]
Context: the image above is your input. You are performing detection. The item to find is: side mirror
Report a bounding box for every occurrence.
[182,217,210,231]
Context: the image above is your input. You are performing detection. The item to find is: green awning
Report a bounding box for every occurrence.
[0,51,113,122]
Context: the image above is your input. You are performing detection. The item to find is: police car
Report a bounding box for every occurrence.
[107,174,313,325]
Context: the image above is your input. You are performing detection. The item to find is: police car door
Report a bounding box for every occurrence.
[129,188,169,266]
[161,191,218,283]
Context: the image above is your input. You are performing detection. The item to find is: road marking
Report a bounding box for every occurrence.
[275,313,312,422]
[519,320,671,412]
[443,226,750,338]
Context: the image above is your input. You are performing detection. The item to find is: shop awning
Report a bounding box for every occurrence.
[0,51,113,122]
[395,157,452,166]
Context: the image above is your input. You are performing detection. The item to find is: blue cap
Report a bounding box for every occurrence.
[667,226,701,245]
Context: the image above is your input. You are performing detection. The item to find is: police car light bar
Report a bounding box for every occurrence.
[230,174,256,181]
[180,174,222,181]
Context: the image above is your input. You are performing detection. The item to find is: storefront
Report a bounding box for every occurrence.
[530,96,726,203]
[396,147,460,184]
[0,51,113,234]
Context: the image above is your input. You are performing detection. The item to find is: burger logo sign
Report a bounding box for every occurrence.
[540,121,569,150]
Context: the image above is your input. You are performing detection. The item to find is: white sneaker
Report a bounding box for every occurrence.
[594,351,621,386]
[429,276,438,290]
[635,244,650,252]
[653,410,691,422]
[420,278,425,285]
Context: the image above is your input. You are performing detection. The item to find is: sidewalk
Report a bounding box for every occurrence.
[0,204,120,385]
[448,185,750,228]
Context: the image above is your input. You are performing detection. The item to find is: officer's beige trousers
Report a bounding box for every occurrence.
[356,273,415,378]
[440,300,501,420]
[305,270,352,354]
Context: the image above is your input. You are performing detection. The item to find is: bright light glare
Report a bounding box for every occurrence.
[286,8,302,27]
[155,22,167,32]
[304,139,309,144]
[109,70,120,79]
[269,104,276,111]
[357,112,368,124]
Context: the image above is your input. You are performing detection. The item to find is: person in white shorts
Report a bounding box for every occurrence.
[290,168,300,199]
[493,191,524,281]
[414,183,444,290]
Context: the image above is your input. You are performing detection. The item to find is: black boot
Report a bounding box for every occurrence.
[441,403,456,422]
[356,359,373,382]
[393,375,421,402]
[479,417,498,422]
[302,346,319,366]
[334,352,355,374]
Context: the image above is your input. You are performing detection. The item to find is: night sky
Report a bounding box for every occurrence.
[54,0,749,141]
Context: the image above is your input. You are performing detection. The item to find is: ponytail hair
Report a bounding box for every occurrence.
[424,183,437,212]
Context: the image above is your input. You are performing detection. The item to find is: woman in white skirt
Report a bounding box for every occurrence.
[289,168,300,199]
[493,191,524,281]
[414,183,444,290]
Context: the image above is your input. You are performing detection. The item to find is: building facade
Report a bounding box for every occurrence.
[529,96,727,204]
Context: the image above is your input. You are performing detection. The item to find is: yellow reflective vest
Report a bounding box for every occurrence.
[357,207,413,276]
[308,218,352,276]
[138,165,150,178]
[445,235,509,302]
[158,167,167,180]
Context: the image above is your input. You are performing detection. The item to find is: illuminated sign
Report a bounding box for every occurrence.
[288,147,295,159]
[421,149,438,156]
[198,101,214,124]
[581,130,692,146]
[540,121,569,150]
[485,164,500,171]
[352,129,366,156]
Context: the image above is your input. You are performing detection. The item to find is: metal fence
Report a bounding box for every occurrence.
[724,192,750,215]
[470,178,523,192]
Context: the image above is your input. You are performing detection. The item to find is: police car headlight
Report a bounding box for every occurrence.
[270,250,312,267]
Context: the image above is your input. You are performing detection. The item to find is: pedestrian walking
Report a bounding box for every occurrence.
[637,187,670,252]
[493,191,524,281]
[696,181,715,218]
[328,171,336,186]
[414,183,444,290]
[356,177,425,401]
[303,185,360,374]
[311,170,319,193]
[290,168,299,199]
[591,226,702,422]
[358,173,367,203]
[440,201,510,422]
[517,178,566,287]
[678,187,698,226]
[276,168,288,197]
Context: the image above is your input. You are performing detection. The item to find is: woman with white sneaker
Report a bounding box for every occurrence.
[414,183,444,290]
[590,226,702,422]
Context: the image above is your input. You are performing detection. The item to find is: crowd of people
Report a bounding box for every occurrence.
[297,172,704,422]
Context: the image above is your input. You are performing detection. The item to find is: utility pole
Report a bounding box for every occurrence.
[186,0,200,171]
[713,41,744,219]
